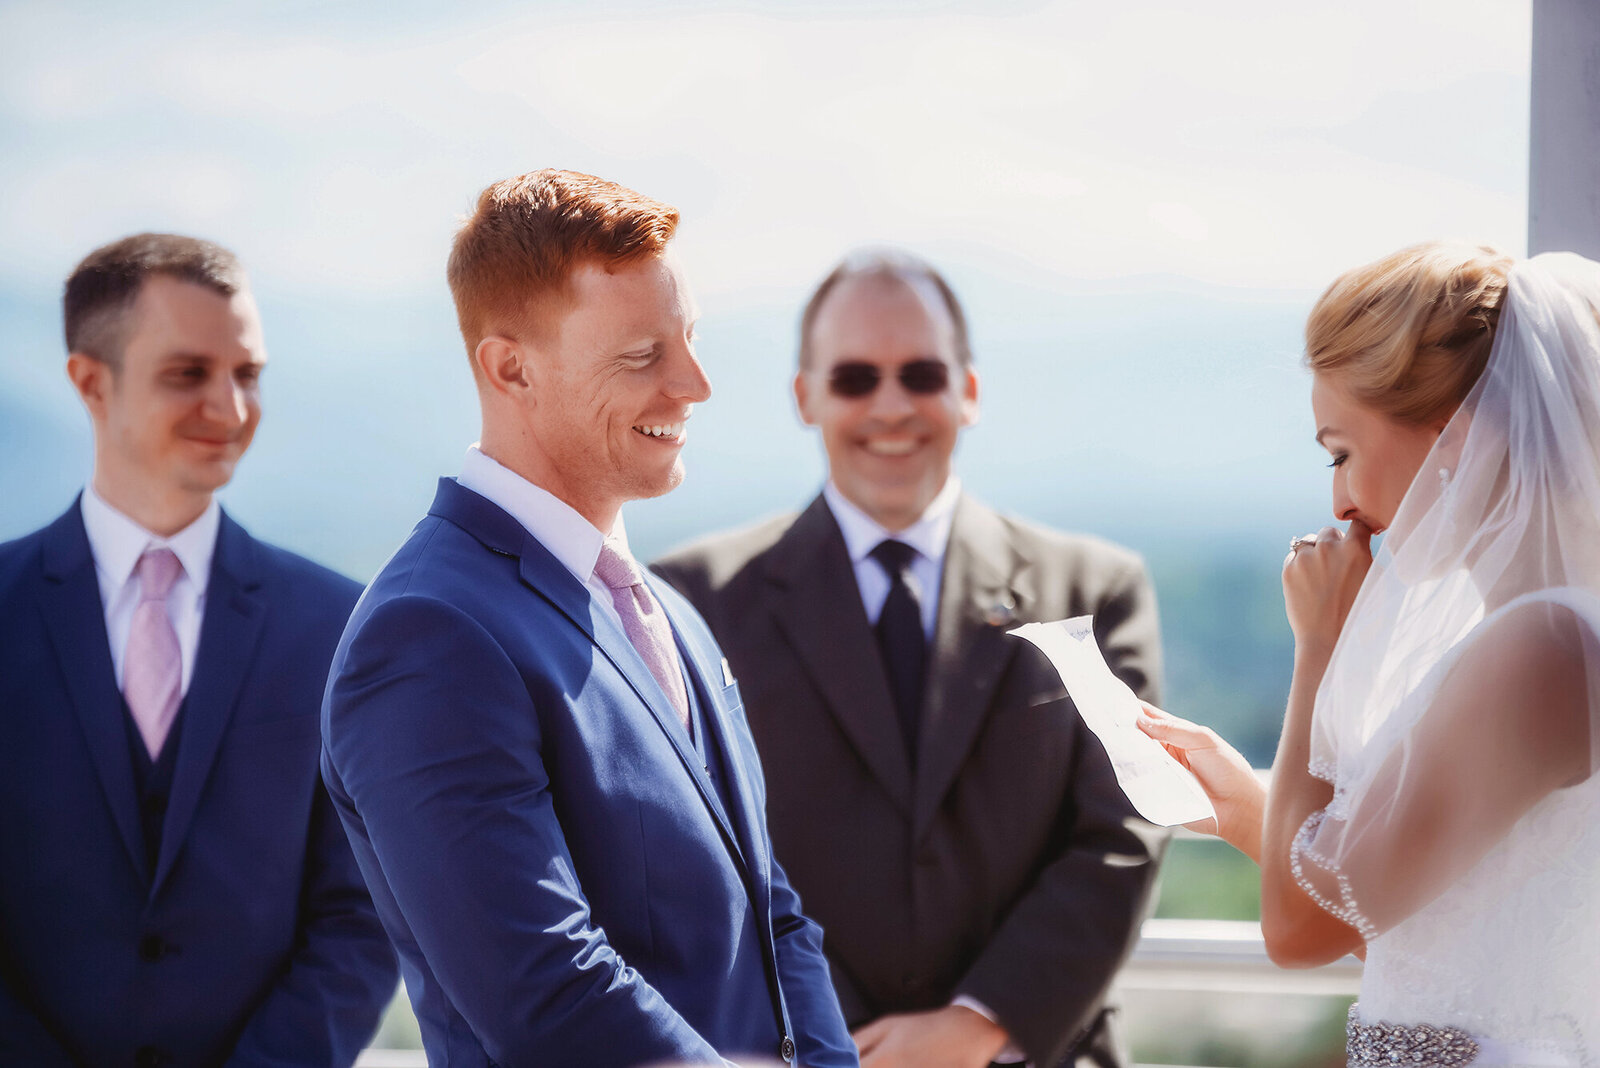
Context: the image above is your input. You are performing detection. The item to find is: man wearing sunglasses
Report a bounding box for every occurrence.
[654,249,1167,1068]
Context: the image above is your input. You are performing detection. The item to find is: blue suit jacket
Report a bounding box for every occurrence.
[322,479,856,1068]
[0,501,397,1067]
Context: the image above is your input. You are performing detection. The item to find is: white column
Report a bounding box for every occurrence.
[1529,0,1600,257]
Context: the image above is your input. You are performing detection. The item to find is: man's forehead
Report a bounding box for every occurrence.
[129,275,266,355]
[811,271,958,347]
[564,253,695,333]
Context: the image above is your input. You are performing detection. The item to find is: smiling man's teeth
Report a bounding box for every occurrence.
[866,439,915,456]
[634,423,684,438]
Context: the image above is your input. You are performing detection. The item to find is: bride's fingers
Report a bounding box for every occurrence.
[1137,706,1215,750]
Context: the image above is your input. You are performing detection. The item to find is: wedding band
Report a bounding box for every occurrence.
[1289,534,1317,553]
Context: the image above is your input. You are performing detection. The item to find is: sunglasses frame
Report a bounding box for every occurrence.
[826,358,952,399]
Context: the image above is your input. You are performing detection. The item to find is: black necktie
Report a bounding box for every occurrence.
[871,539,926,757]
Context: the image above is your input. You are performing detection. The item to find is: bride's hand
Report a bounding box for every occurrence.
[1138,703,1264,862]
[1283,519,1374,654]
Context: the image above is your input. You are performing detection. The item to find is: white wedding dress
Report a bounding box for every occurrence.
[1290,254,1600,1067]
[1360,768,1600,1065]
[1342,592,1600,1065]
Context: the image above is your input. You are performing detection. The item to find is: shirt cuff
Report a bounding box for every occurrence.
[949,996,1026,1064]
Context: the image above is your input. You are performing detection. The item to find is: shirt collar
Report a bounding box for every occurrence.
[823,475,961,567]
[457,445,629,586]
[80,482,220,595]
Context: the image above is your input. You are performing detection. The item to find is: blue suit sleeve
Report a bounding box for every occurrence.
[325,594,728,1067]
[221,776,399,1068]
[0,960,76,1066]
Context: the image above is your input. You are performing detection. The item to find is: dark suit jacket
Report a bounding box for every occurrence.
[0,500,397,1067]
[654,493,1168,1068]
[321,479,857,1068]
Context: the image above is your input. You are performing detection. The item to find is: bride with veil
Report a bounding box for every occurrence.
[1140,243,1600,1066]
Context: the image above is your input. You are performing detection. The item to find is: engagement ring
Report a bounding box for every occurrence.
[1289,534,1318,553]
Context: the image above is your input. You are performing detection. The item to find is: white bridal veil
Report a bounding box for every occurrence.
[1292,252,1600,941]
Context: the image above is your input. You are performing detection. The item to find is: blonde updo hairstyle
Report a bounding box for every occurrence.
[1305,242,1515,426]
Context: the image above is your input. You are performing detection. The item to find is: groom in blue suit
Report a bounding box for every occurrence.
[322,169,857,1067]
[0,234,396,1065]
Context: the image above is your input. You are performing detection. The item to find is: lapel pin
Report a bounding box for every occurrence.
[983,599,1018,627]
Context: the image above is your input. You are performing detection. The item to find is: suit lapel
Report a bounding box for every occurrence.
[154,512,266,894]
[660,589,759,879]
[591,574,749,872]
[38,502,151,885]
[764,497,913,817]
[430,480,751,875]
[913,496,1029,838]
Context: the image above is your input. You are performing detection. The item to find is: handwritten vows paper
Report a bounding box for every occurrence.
[1010,616,1214,827]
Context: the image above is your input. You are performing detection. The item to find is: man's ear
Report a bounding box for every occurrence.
[66,353,112,421]
[474,335,533,400]
[793,369,817,426]
[959,365,980,428]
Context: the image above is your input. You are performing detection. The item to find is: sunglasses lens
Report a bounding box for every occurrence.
[828,363,880,397]
[899,360,950,394]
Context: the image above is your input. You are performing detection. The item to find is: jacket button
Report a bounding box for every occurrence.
[138,935,166,961]
[778,1034,795,1062]
[134,1046,164,1067]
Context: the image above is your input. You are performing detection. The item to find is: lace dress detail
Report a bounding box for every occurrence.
[1352,776,1600,1066]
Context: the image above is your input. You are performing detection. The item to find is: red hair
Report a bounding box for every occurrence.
[446,169,679,360]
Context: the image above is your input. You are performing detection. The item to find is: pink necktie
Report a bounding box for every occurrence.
[594,541,690,731]
[124,548,183,757]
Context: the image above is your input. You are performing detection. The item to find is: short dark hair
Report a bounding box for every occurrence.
[63,233,247,366]
[797,248,973,369]
[447,169,679,362]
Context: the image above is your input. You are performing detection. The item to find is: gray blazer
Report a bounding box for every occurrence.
[653,492,1168,1068]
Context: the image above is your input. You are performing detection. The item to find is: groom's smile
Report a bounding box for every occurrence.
[510,251,710,530]
[632,419,688,443]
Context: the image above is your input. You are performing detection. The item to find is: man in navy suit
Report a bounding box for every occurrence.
[0,233,397,1066]
[322,169,857,1068]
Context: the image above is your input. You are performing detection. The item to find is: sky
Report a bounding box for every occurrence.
[0,0,1534,571]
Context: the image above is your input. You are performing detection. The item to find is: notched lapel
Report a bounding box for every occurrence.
[913,498,1029,838]
[765,499,913,817]
[660,592,762,880]
[155,514,266,895]
[39,506,150,885]
[434,478,754,878]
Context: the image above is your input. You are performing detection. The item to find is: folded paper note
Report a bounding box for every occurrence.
[1010,616,1214,827]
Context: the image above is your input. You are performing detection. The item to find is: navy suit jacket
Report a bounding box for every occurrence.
[0,501,397,1067]
[321,479,856,1068]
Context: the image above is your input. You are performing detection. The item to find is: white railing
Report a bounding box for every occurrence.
[1117,917,1359,997]
[352,916,1360,1066]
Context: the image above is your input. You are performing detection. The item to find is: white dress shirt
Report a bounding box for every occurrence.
[822,476,961,639]
[823,475,1026,1063]
[80,483,219,695]
[456,445,659,652]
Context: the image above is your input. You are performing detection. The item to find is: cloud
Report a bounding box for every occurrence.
[0,0,1532,305]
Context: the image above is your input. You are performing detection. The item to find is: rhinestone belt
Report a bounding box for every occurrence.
[1347,1006,1481,1067]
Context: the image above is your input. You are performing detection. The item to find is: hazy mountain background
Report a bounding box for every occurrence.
[0,0,1531,823]
[1,262,1318,765]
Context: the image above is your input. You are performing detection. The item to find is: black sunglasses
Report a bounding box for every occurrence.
[827,359,951,398]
